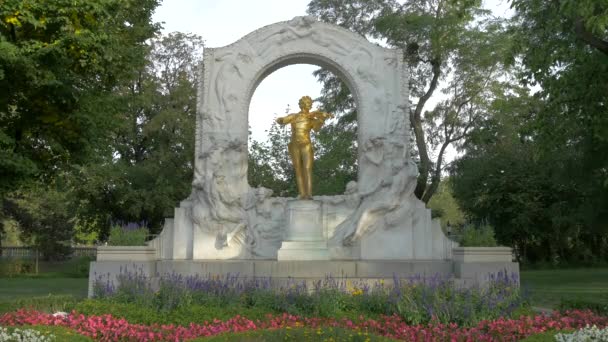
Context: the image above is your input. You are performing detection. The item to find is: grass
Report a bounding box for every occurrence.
[0,277,89,301]
[519,330,574,342]
[0,256,93,278]
[194,327,398,341]
[521,268,608,309]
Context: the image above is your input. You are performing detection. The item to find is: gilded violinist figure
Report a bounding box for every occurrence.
[276,96,334,200]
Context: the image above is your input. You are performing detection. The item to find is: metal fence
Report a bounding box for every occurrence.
[0,246,97,259]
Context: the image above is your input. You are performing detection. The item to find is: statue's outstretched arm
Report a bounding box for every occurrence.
[276,113,296,125]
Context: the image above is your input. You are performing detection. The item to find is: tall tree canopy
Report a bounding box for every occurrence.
[72,32,203,236]
[0,0,160,195]
[450,0,608,265]
[307,0,512,203]
[0,0,162,254]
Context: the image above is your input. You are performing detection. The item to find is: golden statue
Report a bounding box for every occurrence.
[276,96,334,200]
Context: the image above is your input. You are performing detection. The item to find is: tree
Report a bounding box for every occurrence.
[248,110,297,197]
[3,182,75,260]
[1,0,160,252]
[507,0,608,262]
[450,81,608,265]
[427,178,465,229]
[71,32,203,236]
[0,0,160,195]
[307,0,512,203]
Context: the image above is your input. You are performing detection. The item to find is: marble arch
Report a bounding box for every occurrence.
[151,16,454,261]
[196,15,409,191]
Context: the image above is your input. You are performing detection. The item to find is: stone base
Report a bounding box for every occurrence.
[277,241,329,260]
[453,247,513,263]
[96,246,156,261]
[278,200,329,261]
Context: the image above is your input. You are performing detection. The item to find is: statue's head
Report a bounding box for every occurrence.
[298,96,313,111]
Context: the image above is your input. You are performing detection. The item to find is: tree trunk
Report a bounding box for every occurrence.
[575,18,608,57]
[411,60,441,200]
[35,248,39,275]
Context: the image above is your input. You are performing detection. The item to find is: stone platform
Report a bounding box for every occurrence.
[278,200,329,260]
[88,259,519,297]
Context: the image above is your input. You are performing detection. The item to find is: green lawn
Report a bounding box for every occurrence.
[521,268,608,309]
[0,277,88,300]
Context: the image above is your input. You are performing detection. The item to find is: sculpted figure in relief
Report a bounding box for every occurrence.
[258,16,350,57]
[209,51,248,130]
[330,140,418,246]
[191,139,248,250]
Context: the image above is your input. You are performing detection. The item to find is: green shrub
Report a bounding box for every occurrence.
[73,256,94,278]
[193,327,398,342]
[0,258,35,277]
[459,222,498,247]
[0,295,80,314]
[107,223,148,246]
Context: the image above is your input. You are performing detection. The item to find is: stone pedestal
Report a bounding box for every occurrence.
[278,200,329,260]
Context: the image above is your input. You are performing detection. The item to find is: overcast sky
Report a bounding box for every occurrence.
[152,0,513,146]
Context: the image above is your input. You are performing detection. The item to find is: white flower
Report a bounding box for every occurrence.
[555,325,608,342]
[0,327,55,342]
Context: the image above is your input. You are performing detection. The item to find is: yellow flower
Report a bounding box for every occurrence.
[351,287,363,296]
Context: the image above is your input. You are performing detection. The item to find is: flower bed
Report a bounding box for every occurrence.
[1,309,607,341]
[92,268,525,326]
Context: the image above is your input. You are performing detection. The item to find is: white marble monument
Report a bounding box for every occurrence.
[145,15,455,261]
[90,16,519,295]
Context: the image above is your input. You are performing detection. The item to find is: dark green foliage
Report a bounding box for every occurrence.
[107,223,149,246]
[2,185,74,260]
[248,118,298,197]
[0,258,34,276]
[0,0,161,195]
[0,0,162,252]
[427,179,465,228]
[450,0,608,266]
[459,223,498,247]
[71,32,202,235]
